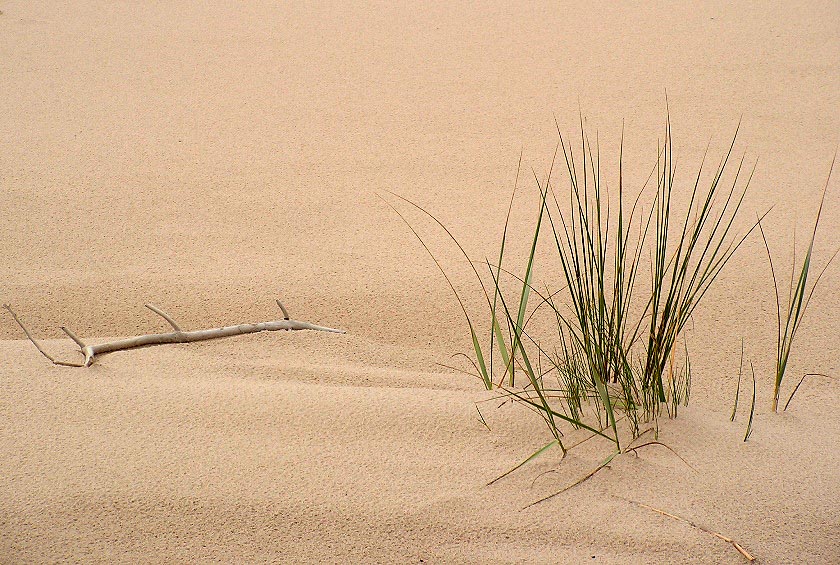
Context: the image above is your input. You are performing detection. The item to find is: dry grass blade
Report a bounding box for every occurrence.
[624,499,756,562]
[522,450,618,509]
[623,441,696,472]
[783,373,835,411]
[475,404,491,431]
[380,195,493,389]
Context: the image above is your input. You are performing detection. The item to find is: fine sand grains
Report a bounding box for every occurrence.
[1,1,839,563]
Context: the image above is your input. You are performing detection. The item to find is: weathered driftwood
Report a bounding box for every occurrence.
[3,299,344,367]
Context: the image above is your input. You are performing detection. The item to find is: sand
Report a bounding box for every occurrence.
[1,1,838,563]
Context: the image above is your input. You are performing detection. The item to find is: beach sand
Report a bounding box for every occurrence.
[1,2,838,562]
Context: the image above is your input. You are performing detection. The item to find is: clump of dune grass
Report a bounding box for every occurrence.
[495,117,752,443]
[389,114,755,499]
[758,154,837,412]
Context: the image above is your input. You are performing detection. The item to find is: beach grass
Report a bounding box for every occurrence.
[758,153,837,412]
[391,114,757,484]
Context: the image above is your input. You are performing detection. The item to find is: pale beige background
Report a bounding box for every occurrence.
[1,2,838,563]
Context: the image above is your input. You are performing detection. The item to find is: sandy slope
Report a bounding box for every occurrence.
[2,335,838,563]
[1,1,839,563]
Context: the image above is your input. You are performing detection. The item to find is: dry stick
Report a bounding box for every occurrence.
[625,499,755,562]
[60,326,86,349]
[144,303,182,332]
[5,300,345,367]
[60,326,88,364]
[275,299,291,320]
[3,304,84,367]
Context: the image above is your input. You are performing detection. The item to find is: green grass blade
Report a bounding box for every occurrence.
[487,439,559,486]
[744,362,756,441]
[382,196,492,390]
[730,338,744,422]
[491,151,523,387]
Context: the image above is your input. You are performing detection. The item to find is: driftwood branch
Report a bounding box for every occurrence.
[4,299,344,367]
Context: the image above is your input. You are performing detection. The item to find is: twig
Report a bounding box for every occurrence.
[3,304,84,367]
[60,326,88,363]
[144,303,183,332]
[275,299,291,320]
[60,326,86,348]
[5,299,344,367]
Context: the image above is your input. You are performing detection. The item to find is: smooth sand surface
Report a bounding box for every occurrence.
[2,2,838,563]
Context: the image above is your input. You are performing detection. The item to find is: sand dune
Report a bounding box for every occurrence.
[2,2,838,563]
